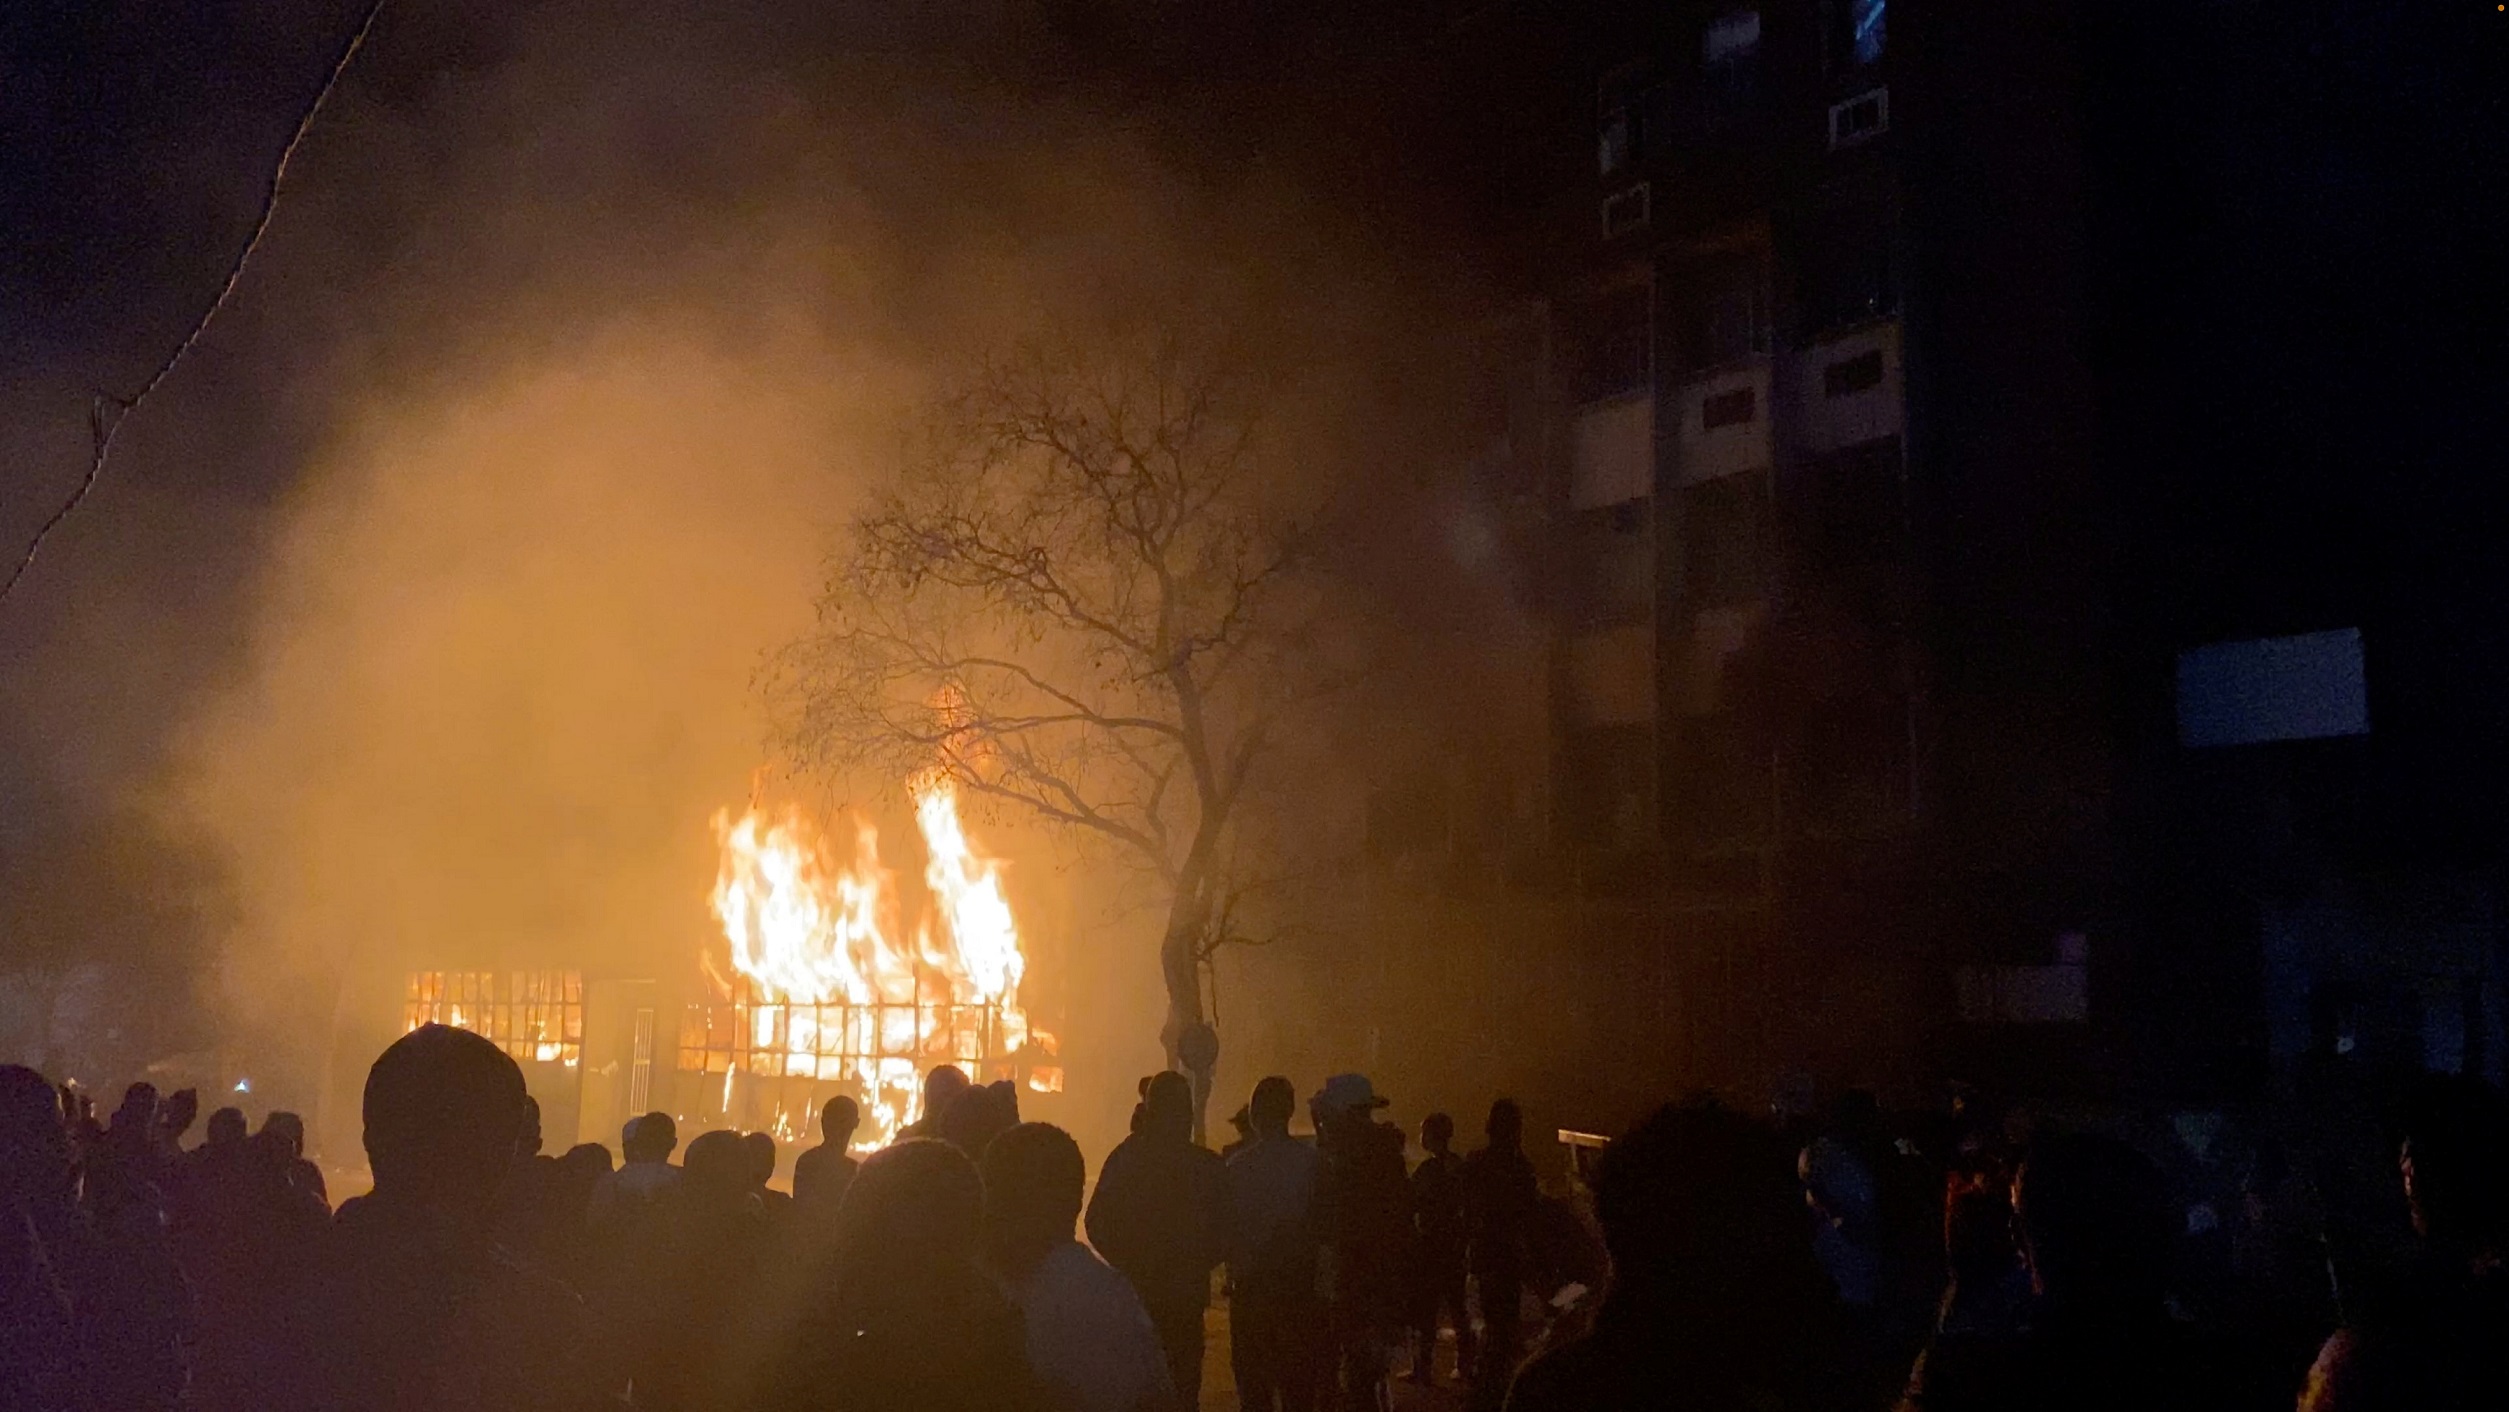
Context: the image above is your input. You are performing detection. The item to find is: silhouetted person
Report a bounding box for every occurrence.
[2301,1075,2509,1411]
[540,1142,613,1289]
[897,1064,973,1144]
[106,1082,158,1162]
[629,1128,776,1411]
[2,1064,94,1411]
[1087,1070,1229,1410]
[71,1082,192,1412]
[494,1096,574,1268]
[176,1099,324,1412]
[86,1081,169,1217]
[295,1023,588,1411]
[743,1130,795,1229]
[939,1079,1020,1159]
[1221,1105,1255,1162]
[766,1138,1042,1411]
[178,1104,251,1211]
[793,1096,861,1224]
[156,1088,199,1159]
[1311,1075,1411,1412]
[1410,1111,1475,1383]
[986,1122,1172,1412]
[589,1110,682,1230]
[1228,1075,1323,1412]
[258,1110,329,1210]
[1504,1103,1846,1412]
[1463,1098,1538,1405]
[1901,1131,2205,1412]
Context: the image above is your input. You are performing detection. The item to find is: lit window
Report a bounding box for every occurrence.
[405,970,583,1067]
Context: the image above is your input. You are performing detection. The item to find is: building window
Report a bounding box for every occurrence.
[1672,257,1770,374]
[1823,349,1884,397]
[1702,387,1757,429]
[1680,474,1767,606]
[405,970,584,1067]
[1567,286,1652,404]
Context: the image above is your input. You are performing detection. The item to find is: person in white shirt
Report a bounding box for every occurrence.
[983,1121,1174,1412]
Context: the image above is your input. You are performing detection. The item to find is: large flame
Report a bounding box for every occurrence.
[702,776,1043,1146]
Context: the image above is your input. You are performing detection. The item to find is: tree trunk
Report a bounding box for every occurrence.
[1158,880,1213,1144]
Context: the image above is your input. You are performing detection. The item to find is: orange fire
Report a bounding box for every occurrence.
[703,776,1052,1146]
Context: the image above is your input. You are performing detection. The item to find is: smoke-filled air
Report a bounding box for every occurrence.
[2,2,1543,1165]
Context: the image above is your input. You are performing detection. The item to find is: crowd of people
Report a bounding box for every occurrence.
[3,1022,2505,1411]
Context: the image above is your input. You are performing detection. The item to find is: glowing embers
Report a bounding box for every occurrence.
[404,969,583,1066]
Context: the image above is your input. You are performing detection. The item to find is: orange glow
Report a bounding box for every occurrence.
[690,777,1035,1146]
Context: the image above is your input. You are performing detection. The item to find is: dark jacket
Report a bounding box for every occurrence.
[1084,1132,1228,1316]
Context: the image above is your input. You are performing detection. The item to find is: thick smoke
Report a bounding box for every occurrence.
[2,1,1536,1151]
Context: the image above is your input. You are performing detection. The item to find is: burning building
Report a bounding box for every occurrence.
[387,775,1058,1155]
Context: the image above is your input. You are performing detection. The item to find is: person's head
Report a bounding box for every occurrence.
[1226,1106,1253,1139]
[921,1064,971,1123]
[1250,1076,1297,1137]
[261,1110,307,1161]
[1140,1071,1193,1143]
[821,1095,861,1146]
[2015,1132,2171,1318]
[1312,1074,1388,1144]
[516,1095,544,1159]
[939,1083,1016,1159]
[833,1138,986,1304]
[982,1122,1085,1276]
[561,1142,614,1179]
[160,1088,199,1140]
[684,1128,752,1198]
[1485,1098,1524,1152]
[205,1107,248,1147]
[2397,1074,2509,1253]
[624,1111,677,1165]
[0,1064,72,1202]
[1421,1112,1456,1155]
[1593,1103,1805,1305]
[361,1024,527,1226]
[112,1082,158,1131]
[742,1131,778,1190]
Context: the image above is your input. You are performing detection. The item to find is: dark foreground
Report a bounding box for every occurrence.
[4,1024,2506,1411]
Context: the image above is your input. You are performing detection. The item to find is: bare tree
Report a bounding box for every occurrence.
[774,324,1340,1124]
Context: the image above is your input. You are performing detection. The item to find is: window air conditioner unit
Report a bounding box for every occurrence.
[1828,87,1888,149]
[1602,183,1651,240]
